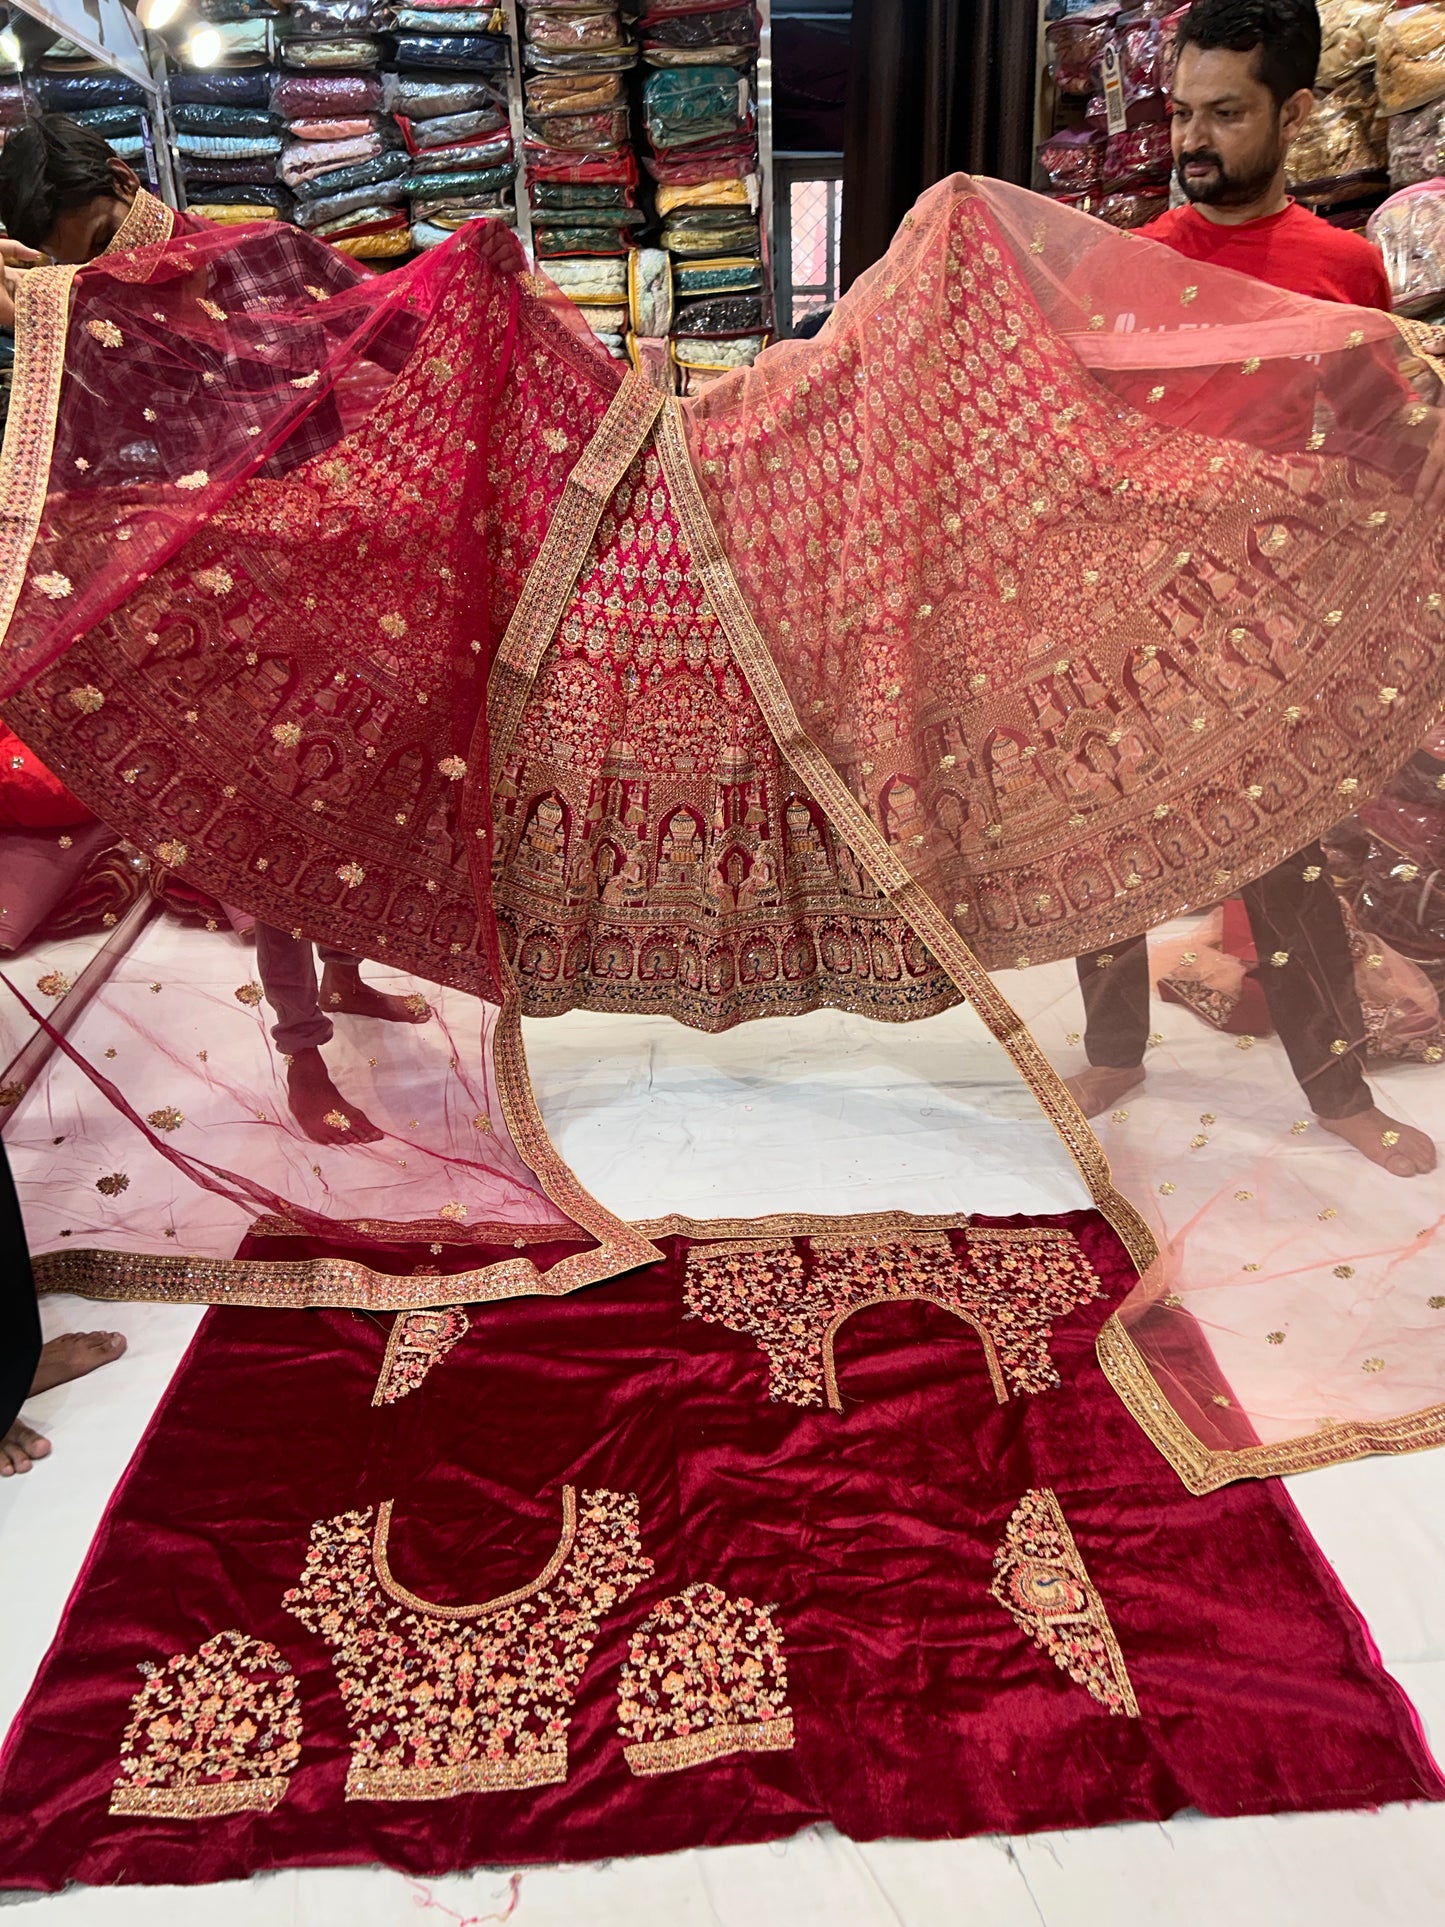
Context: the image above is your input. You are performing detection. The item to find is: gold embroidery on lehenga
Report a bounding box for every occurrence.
[618,1582,794,1776]
[110,1629,302,1817]
[372,1305,470,1405]
[990,1489,1138,1718]
[284,1488,651,1799]
[683,1229,1103,1410]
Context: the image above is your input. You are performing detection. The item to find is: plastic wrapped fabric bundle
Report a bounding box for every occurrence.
[395,5,499,26]
[335,226,414,258]
[281,133,391,184]
[1286,71,1389,195]
[527,108,631,149]
[534,222,633,255]
[411,193,513,223]
[1388,99,1445,185]
[403,133,514,173]
[34,74,145,110]
[181,19,272,64]
[392,35,512,71]
[641,3,758,49]
[524,45,636,72]
[627,245,673,333]
[172,69,278,106]
[525,71,625,115]
[643,43,756,67]
[311,203,410,237]
[184,157,290,187]
[405,106,508,147]
[0,79,31,127]
[384,74,504,116]
[184,180,294,210]
[172,104,278,136]
[1102,120,1172,192]
[526,9,625,53]
[195,0,282,17]
[187,202,284,223]
[659,213,758,254]
[642,64,748,148]
[528,201,642,228]
[671,253,759,293]
[292,149,409,199]
[272,72,383,115]
[395,163,515,198]
[1367,179,1445,306]
[292,178,408,225]
[179,132,284,159]
[71,106,147,137]
[280,36,386,70]
[1096,185,1170,226]
[654,174,753,215]
[287,115,382,140]
[286,0,394,29]
[671,290,763,334]
[543,252,628,297]
[1317,0,1392,86]
[1377,3,1445,116]
[531,179,632,210]
[105,137,147,162]
[672,330,764,367]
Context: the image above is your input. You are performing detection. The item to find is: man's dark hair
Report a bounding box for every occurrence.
[0,115,120,248]
[1176,0,1321,106]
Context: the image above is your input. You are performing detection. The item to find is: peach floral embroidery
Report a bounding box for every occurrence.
[110,1629,302,1817]
[990,1489,1138,1718]
[372,1306,469,1406]
[618,1582,793,1776]
[683,1230,1103,1410]
[284,1488,651,1799]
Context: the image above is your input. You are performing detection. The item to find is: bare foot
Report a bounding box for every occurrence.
[1064,1064,1146,1119]
[1318,1106,1437,1178]
[320,964,431,1025]
[30,1329,127,1396]
[287,1047,385,1146]
[0,1417,50,1476]
[2,1330,126,1476]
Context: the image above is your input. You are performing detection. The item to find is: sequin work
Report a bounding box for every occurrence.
[283,1488,651,1799]
[109,1629,302,1817]
[618,1582,793,1776]
[683,1230,1104,1410]
[990,1489,1139,1717]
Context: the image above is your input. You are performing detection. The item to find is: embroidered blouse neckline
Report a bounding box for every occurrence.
[371,1486,579,1621]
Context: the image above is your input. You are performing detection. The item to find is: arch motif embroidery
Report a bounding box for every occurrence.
[682,1229,1103,1411]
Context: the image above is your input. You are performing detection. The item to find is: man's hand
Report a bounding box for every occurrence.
[0,237,42,334]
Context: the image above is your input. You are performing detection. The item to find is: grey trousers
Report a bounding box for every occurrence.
[255,924,356,1055]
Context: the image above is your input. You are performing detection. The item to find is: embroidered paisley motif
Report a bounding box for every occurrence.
[990,1488,1138,1717]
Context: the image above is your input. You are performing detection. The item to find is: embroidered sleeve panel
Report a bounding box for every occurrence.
[990,1488,1139,1719]
[618,1582,794,1776]
[110,1629,302,1818]
[283,1489,652,1800]
[683,1229,1104,1411]
[372,1306,471,1406]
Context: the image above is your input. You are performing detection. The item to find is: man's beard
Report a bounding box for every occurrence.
[1175,141,1282,207]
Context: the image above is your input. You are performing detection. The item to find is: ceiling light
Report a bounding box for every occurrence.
[183,25,223,66]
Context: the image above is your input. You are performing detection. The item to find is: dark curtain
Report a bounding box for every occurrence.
[774,16,851,153]
[841,0,1039,288]
[0,1139,41,1438]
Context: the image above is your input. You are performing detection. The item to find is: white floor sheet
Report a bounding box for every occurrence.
[3,918,1445,1924]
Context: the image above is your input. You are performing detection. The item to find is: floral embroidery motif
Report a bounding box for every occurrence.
[990,1489,1138,1718]
[683,1230,1103,1410]
[284,1487,651,1799]
[35,571,73,600]
[618,1582,793,1776]
[372,1306,469,1406]
[110,1629,302,1817]
[86,318,123,348]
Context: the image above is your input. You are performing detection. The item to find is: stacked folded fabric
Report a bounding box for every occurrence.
[34,55,158,185]
[637,3,766,391]
[274,0,412,256]
[522,2,640,359]
[384,6,516,250]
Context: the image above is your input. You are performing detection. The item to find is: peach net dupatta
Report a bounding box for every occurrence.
[667,176,1445,1488]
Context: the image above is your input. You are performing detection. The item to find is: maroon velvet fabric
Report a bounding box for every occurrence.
[0,1210,1437,1890]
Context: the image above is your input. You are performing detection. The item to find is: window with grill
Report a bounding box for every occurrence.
[772,158,843,336]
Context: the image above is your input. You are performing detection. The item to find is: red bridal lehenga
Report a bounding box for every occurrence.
[2,176,1445,1496]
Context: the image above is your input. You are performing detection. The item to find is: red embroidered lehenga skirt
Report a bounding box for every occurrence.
[2,179,1444,1487]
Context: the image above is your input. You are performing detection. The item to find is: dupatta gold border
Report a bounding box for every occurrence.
[0,263,80,649]
[1096,1312,1445,1493]
[651,399,1159,1282]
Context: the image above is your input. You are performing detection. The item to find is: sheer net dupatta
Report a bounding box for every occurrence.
[0,203,658,1303]
[671,174,1445,1487]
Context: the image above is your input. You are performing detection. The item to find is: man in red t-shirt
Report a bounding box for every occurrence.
[1067,0,1438,1178]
